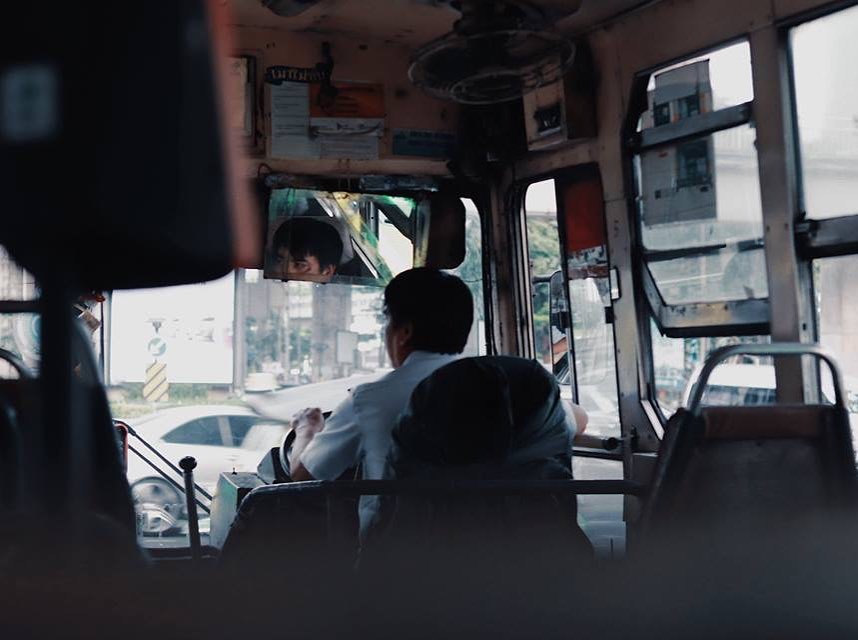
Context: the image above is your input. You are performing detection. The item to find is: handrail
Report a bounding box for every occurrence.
[127,442,211,514]
[124,422,213,502]
[686,343,846,416]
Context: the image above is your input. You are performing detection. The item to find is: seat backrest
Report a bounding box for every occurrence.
[642,404,858,547]
[367,356,591,567]
[219,481,358,579]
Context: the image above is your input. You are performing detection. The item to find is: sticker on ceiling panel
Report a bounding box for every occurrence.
[392,129,456,158]
[265,65,327,85]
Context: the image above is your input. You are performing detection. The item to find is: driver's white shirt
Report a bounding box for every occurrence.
[300,350,459,534]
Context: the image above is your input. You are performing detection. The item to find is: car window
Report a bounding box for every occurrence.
[227,415,286,450]
[239,422,288,451]
[225,415,256,446]
[161,416,225,446]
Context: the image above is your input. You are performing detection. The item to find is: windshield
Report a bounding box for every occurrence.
[103,198,485,548]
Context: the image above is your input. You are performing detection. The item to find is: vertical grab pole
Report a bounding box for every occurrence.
[180,456,202,561]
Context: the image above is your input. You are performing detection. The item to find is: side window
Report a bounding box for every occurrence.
[161,417,225,447]
[650,326,770,414]
[0,247,40,378]
[635,41,765,307]
[791,5,858,219]
[524,176,621,438]
[632,41,773,416]
[524,180,564,371]
[791,6,858,438]
[446,198,487,356]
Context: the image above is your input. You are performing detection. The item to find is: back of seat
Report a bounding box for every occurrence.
[219,482,358,579]
[642,404,858,548]
[364,356,592,573]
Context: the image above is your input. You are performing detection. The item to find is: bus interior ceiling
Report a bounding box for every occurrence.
[4,0,858,636]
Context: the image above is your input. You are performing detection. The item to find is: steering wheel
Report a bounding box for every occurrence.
[277,410,331,481]
[278,429,297,480]
[0,348,33,379]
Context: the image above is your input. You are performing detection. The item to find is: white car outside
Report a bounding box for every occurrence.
[124,405,289,535]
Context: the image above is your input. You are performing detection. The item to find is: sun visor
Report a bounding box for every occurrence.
[0,1,258,290]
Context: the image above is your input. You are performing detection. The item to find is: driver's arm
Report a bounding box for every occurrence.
[561,398,588,436]
[570,402,588,435]
[289,395,361,482]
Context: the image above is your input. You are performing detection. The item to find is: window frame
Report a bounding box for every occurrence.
[786,3,858,260]
[784,2,858,403]
[623,39,772,338]
[518,169,625,454]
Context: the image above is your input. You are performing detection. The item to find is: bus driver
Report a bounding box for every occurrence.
[288,268,474,533]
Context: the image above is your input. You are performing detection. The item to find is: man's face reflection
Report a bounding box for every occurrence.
[275,246,336,283]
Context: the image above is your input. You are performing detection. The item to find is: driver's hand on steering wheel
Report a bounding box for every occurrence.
[288,408,326,480]
[291,407,325,439]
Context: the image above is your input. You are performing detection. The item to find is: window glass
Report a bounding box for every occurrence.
[638,41,753,131]
[446,199,486,356]
[162,417,224,446]
[524,180,563,370]
[634,41,765,306]
[525,180,620,438]
[0,249,40,378]
[0,247,37,301]
[814,256,858,436]
[650,322,770,416]
[568,277,620,438]
[791,6,858,219]
[0,312,39,378]
[636,125,766,304]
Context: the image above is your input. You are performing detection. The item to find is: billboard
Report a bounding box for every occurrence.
[109,273,235,385]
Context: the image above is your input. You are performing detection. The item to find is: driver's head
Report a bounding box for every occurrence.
[383,268,473,368]
[271,217,343,283]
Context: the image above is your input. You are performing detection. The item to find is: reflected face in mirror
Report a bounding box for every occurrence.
[263,188,419,287]
[274,247,336,282]
[270,217,343,283]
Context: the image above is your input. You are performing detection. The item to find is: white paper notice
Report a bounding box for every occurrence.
[310,116,382,160]
[270,82,320,159]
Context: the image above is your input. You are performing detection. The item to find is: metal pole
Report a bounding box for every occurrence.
[180,456,202,561]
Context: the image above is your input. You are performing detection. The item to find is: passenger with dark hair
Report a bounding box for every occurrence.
[288,268,474,534]
[270,217,344,283]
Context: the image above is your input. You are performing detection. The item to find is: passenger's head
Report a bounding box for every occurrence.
[271,217,343,283]
[383,268,473,367]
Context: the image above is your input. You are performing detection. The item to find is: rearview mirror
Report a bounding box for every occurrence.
[264,188,419,286]
[548,270,571,380]
[263,186,466,286]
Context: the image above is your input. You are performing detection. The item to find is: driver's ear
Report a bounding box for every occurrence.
[397,321,414,347]
[320,264,336,277]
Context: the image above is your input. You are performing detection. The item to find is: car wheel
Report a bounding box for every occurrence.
[131,477,184,536]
